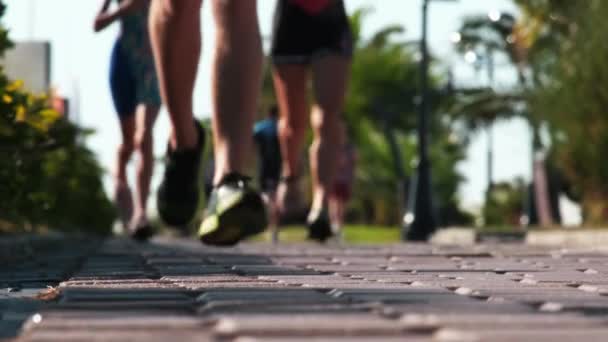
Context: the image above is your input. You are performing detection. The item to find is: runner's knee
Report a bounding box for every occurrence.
[134,129,153,153]
[119,140,134,157]
[311,107,339,138]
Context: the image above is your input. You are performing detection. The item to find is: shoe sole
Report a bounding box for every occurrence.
[199,192,268,246]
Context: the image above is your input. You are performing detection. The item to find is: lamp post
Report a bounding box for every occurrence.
[452,10,518,224]
[453,25,497,199]
[404,0,458,241]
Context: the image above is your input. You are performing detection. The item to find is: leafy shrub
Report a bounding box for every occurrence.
[0,1,115,234]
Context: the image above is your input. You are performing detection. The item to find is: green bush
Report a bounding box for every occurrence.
[482,179,526,228]
[0,1,115,234]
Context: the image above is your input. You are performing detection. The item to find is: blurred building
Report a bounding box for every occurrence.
[1,40,70,118]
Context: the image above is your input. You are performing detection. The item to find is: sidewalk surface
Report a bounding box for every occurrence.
[3,235,608,341]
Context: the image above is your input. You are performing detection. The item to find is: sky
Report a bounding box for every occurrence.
[4,0,530,216]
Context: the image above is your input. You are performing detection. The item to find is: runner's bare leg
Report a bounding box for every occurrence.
[148,0,201,152]
[131,104,159,228]
[211,0,263,184]
[309,55,350,213]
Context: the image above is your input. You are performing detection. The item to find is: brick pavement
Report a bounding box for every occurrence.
[2,236,608,341]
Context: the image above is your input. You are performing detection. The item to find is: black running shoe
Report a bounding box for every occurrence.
[307,207,333,243]
[198,173,267,246]
[129,224,155,242]
[157,121,205,227]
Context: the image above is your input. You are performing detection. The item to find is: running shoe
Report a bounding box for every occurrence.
[307,207,333,243]
[129,223,155,242]
[198,173,267,246]
[157,120,205,227]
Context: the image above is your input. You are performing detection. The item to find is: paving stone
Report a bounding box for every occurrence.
[0,320,26,338]
[258,275,368,287]
[7,236,608,340]
[185,282,292,290]
[257,275,350,282]
[385,301,537,315]
[434,327,608,342]
[0,298,42,313]
[163,275,263,283]
[385,264,474,272]
[51,301,196,311]
[305,283,421,290]
[353,273,459,284]
[388,256,456,263]
[59,288,195,302]
[68,274,152,281]
[231,265,320,276]
[306,265,386,273]
[401,312,608,329]
[328,288,465,304]
[270,257,336,266]
[207,255,273,265]
[199,302,374,316]
[154,265,232,276]
[234,337,430,342]
[22,329,213,342]
[59,280,180,289]
[22,310,209,330]
[50,288,196,311]
[213,314,416,337]
[197,289,340,305]
[0,272,64,284]
[329,257,392,266]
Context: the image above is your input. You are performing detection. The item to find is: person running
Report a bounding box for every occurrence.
[94,0,161,241]
[329,121,357,240]
[271,0,353,242]
[253,106,282,243]
[148,0,266,246]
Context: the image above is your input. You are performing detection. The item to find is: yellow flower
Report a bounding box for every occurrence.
[39,108,60,121]
[15,105,26,122]
[2,94,12,103]
[6,80,23,92]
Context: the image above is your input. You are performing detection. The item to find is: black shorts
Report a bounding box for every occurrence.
[270,0,353,65]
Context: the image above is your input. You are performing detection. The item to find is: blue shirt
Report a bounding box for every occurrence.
[253,118,281,182]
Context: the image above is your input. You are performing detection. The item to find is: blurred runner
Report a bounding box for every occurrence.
[329,121,357,241]
[253,106,282,243]
[271,0,353,242]
[149,0,267,245]
[94,0,160,241]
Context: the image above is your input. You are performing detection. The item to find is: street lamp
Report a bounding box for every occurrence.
[464,50,479,64]
[460,46,495,199]
[488,9,502,23]
[404,0,458,242]
[452,10,518,223]
[450,32,462,44]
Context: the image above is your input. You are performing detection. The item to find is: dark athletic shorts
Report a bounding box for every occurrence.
[331,183,351,202]
[109,38,161,118]
[270,0,353,65]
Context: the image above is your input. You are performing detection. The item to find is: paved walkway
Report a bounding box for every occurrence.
[3,236,608,341]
